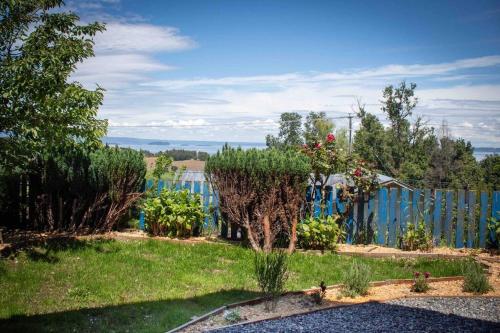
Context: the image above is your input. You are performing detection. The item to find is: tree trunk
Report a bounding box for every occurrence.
[245,221,261,252]
[262,214,271,252]
[288,216,298,253]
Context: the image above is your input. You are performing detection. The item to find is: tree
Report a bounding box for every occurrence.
[304,111,333,145]
[266,112,303,149]
[0,0,107,172]
[480,155,500,191]
[381,81,418,175]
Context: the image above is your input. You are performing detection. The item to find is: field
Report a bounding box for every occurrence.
[0,237,466,332]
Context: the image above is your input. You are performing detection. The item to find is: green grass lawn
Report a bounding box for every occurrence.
[0,238,465,332]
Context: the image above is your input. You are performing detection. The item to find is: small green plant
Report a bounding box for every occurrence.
[223,309,242,323]
[462,260,493,294]
[411,271,430,293]
[297,215,345,251]
[142,189,205,237]
[311,281,327,304]
[486,216,499,249]
[254,250,289,310]
[400,220,433,252]
[340,260,371,298]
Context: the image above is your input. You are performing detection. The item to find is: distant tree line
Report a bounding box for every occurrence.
[266,82,499,190]
[141,149,209,161]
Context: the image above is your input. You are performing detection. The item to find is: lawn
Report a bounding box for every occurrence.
[0,238,466,332]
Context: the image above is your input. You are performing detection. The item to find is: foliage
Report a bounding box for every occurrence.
[0,146,146,231]
[353,84,483,189]
[142,149,210,161]
[311,281,327,304]
[253,250,289,310]
[411,271,430,293]
[462,260,492,294]
[142,189,205,237]
[152,153,174,179]
[0,238,466,332]
[223,309,242,323]
[479,155,500,190]
[206,147,311,252]
[304,112,333,145]
[297,215,344,251]
[0,0,107,172]
[487,216,500,249]
[266,112,303,149]
[340,260,371,298]
[399,221,434,252]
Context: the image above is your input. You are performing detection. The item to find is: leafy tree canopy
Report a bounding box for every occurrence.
[0,0,107,173]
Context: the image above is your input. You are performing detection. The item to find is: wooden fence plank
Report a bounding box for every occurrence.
[367,193,375,244]
[388,188,398,247]
[202,182,210,227]
[314,185,322,218]
[183,181,192,192]
[157,180,164,195]
[377,188,388,245]
[412,189,421,226]
[445,191,454,246]
[456,190,465,248]
[467,191,476,248]
[492,191,500,244]
[346,200,354,245]
[400,189,409,234]
[325,186,333,216]
[479,191,488,248]
[146,179,154,190]
[433,190,442,245]
[139,210,145,230]
[424,189,432,231]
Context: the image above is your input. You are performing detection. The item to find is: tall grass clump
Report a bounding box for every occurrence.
[341,260,371,297]
[462,260,493,294]
[254,250,289,310]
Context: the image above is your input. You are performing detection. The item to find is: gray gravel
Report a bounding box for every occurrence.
[211,297,500,333]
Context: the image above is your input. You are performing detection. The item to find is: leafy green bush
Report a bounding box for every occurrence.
[341,260,371,298]
[297,215,344,251]
[254,250,289,310]
[400,220,433,252]
[487,216,499,249]
[411,271,430,293]
[462,260,492,294]
[143,189,205,237]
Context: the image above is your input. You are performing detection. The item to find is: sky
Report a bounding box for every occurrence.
[68,0,500,146]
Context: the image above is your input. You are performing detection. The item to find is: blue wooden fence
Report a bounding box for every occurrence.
[141,175,500,248]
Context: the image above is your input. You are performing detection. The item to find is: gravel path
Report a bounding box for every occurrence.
[211,297,500,333]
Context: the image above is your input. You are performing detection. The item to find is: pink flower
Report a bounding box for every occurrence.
[354,168,362,177]
[414,272,420,278]
[326,133,336,143]
[315,142,322,149]
[424,272,430,279]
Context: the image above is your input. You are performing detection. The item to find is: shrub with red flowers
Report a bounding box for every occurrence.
[347,160,379,194]
[411,271,431,292]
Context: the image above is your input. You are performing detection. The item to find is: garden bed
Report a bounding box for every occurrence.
[176,276,500,333]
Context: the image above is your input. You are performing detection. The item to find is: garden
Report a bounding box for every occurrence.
[1,1,499,332]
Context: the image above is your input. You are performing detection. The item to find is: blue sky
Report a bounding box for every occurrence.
[69,0,500,146]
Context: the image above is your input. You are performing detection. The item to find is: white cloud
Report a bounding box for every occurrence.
[94,23,197,53]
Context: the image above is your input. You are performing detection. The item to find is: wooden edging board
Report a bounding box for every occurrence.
[165,276,464,333]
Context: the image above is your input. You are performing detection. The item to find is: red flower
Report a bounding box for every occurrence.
[424,272,430,279]
[326,133,336,143]
[414,272,420,278]
[315,142,322,148]
[354,168,362,177]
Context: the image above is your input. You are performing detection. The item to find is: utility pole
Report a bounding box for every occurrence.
[348,113,353,156]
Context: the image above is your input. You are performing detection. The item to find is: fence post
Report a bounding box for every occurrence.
[412,189,421,226]
[139,210,145,231]
[313,185,322,218]
[456,190,465,248]
[424,189,432,232]
[492,191,500,244]
[377,188,388,245]
[445,191,454,246]
[388,188,398,247]
[433,190,442,246]
[400,189,409,234]
[467,191,476,248]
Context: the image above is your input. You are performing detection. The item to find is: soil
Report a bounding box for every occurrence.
[181,277,500,333]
